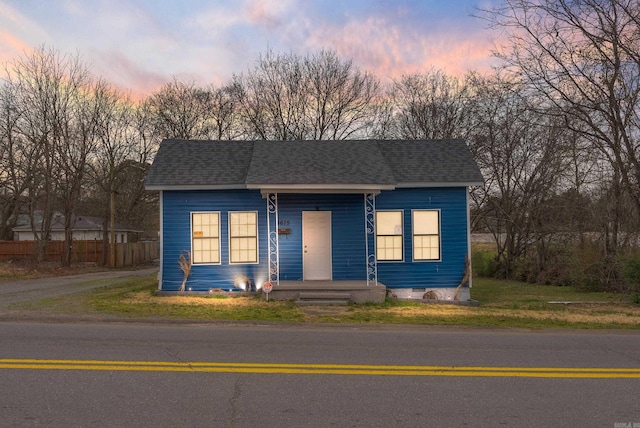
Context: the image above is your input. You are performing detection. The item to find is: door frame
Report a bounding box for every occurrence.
[302,211,332,280]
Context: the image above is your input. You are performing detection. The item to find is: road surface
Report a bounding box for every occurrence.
[0,322,639,427]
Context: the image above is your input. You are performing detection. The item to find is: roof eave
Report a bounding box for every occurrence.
[145,184,246,191]
[395,181,484,188]
[248,183,395,195]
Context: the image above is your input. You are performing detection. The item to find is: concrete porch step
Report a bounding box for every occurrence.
[298,292,352,300]
[297,291,352,306]
[296,299,349,306]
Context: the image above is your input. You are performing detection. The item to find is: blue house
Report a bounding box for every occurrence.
[145,139,483,302]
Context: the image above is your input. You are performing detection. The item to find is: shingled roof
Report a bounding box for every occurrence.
[145,139,483,191]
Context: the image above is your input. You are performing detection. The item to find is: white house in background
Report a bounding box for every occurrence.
[12,212,141,243]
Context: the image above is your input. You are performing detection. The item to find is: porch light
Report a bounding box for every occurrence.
[254,273,268,290]
[233,274,250,291]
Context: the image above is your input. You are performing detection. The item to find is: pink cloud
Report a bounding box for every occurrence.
[0,30,34,61]
[244,0,294,30]
[303,13,498,82]
[92,50,170,100]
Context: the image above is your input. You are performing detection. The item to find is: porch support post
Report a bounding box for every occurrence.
[267,193,280,285]
[365,193,377,286]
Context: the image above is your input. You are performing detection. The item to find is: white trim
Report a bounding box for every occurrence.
[149,183,482,191]
[190,211,222,265]
[302,211,333,280]
[466,188,473,288]
[395,182,483,188]
[254,184,392,194]
[411,209,442,262]
[375,209,405,262]
[228,211,260,265]
[146,184,246,191]
[158,191,163,290]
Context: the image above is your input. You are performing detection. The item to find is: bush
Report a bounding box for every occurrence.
[619,252,640,294]
[471,250,499,277]
[565,243,613,292]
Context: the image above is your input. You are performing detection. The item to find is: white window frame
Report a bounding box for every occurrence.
[375,210,404,262]
[228,211,259,265]
[191,211,221,265]
[412,209,441,261]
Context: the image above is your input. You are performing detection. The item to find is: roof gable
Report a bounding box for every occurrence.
[145,139,483,191]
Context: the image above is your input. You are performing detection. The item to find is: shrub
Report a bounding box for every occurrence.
[471,250,499,277]
[619,252,640,294]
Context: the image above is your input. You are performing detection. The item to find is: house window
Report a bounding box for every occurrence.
[229,211,258,264]
[376,210,403,261]
[191,212,220,264]
[413,210,440,261]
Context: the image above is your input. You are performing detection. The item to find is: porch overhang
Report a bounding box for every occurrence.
[249,183,394,197]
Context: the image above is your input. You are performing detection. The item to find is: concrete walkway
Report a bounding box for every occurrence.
[0,267,158,311]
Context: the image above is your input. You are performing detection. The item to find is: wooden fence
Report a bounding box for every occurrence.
[0,240,159,267]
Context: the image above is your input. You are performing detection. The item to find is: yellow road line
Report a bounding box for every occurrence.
[0,359,639,378]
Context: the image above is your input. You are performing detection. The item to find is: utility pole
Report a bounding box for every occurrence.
[110,188,115,268]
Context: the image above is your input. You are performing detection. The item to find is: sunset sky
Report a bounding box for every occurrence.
[0,0,501,97]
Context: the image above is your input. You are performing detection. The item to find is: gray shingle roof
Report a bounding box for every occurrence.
[145,139,483,190]
[246,140,396,185]
[144,140,254,188]
[377,140,484,186]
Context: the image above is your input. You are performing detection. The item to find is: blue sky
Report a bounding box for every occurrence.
[0,0,501,97]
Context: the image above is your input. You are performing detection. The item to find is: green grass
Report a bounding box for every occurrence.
[12,274,640,329]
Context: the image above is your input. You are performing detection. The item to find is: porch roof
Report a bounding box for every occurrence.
[145,139,484,191]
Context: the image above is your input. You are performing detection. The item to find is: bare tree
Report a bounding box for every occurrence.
[304,50,380,139]
[207,83,240,140]
[481,0,640,253]
[0,83,28,240]
[87,84,142,265]
[232,50,380,140]
[467,73,569,278]
[146,77,217,140]
[4,46,94,263]
[388,69,470,140]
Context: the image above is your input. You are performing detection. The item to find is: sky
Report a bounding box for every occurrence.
[0,0,501,98]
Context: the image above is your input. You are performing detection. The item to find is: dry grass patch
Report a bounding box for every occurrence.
[125,292,261,308]
[379,303,640,323]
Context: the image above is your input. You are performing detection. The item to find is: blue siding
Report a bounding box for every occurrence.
[162,190,269,291]
[277,194,366,281]
[376,187,468,289]
[160,187,469,292]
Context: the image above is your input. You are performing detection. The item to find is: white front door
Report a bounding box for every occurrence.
[302,211,332,280]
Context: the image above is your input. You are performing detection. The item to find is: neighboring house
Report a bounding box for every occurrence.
[145,139,483,300]
[12,213,141,243]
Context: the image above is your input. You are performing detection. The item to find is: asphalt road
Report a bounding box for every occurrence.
[0,269,639,426]
[1,322,639,427]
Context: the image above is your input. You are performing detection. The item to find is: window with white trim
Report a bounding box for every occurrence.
[229,211,258,264]
[376,210,403,261]
[191,212,220,264]
[413,210,440,260]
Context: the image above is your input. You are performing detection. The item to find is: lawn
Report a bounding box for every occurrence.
[12,272,640,329]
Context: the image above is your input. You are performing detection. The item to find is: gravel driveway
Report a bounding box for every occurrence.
[0,267,158,312]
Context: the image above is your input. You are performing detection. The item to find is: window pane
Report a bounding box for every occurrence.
[377,234,403,261]
[414,210,439,235]
[192,212,221,264]
[414,231,440,261]
[230,237,257,263]
[376,211,402,235]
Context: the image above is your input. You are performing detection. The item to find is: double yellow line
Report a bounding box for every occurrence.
[1,359,639,378]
